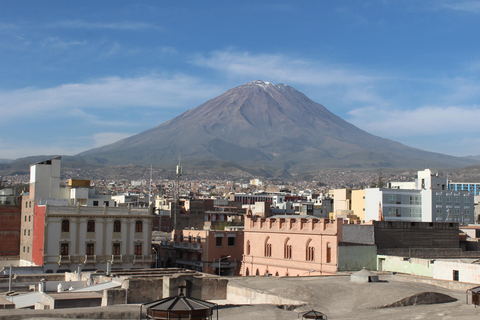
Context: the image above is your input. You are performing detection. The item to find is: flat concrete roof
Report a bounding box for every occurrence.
[1,275,480,319]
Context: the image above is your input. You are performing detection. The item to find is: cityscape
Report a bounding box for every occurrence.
[2,1,480,319]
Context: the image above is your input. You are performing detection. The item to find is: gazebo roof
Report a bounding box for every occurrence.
[144,293,216,312]
[143,292,217,320]
[299,309,327,319]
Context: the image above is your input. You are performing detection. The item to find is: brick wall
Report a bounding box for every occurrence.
[0,205,21,256]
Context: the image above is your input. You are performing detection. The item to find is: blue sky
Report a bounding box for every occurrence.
[1,1,480,160]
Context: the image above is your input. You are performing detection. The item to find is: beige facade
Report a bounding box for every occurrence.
[351,189,366,221]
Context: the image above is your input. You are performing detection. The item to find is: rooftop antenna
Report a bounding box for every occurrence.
[149,165,153,205]
[173,155,182,231]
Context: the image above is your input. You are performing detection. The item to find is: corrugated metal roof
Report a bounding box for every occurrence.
[5,292,43,309]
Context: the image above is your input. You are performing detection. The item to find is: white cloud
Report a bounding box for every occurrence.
[347,105,480,137]
[440,0,480,13]
[192,50,377,87]
[0,75,224,123]
[51,20,163,31]
[91,132,132,147]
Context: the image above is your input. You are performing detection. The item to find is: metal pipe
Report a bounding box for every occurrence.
[8,265,12,292]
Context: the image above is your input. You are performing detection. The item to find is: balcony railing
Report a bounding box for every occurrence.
[133,254,154,263]
[58,255,71,265]
[111,255,123,264]
[173,243,202,251]
[84,255,97,264]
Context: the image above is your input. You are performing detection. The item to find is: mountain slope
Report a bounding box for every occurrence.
[80,80,477,173]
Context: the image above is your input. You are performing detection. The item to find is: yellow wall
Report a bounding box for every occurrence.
[351,189,366,222]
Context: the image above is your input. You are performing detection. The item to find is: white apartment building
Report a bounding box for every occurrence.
[365,169,474,223]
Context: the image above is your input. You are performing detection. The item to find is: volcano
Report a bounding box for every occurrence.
[80,80,475,174]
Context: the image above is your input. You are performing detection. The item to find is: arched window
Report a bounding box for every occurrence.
[284,238,292,259]
[245,268,250,276]
[246,240,251,255]
[306,239,315,261]
[264,237,272,257]
[61,220,70,232]
[326,242,332,263]
[113,220,121,233]
[135,220,143,233]
[87,220,95,232]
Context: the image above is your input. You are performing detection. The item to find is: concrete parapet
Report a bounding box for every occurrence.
[102,288,127,306]
[227,282,306,305]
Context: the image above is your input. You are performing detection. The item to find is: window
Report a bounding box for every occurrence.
[23,229,26,236]
[265,238,272,257]
[453,270,459,281]
[135,221,143,232]
[113,220,121,232]
[409,207,421,218]
[27,247,29,253]
[464,197,470,204]
[103,201,109,206]
[25,202,28,208]
[326,243,332,263]
[60,243,69,256]
[28,215,31,222]
[61,220,70,232]
[409,196,421,205]
[29,201,31,208]
[454,197,460,207]
[134,243,142,255]
[246,240,250,255]
[284,238,292,259]
[228,237,235,247]
[388,195,396,204]
[112,243,121,255]
[27,230,30,236]
[86,243,95,256]
[87,220,95,232]
[436,196,442,205]
[93,201,99,206]
[307,246,315,261]
[446,197,452,205]
[216,237,223,247]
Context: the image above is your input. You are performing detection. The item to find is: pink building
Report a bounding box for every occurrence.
[241,215,343,277]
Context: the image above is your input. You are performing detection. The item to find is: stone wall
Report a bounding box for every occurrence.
[226,282,306,305]
[122,278,164,304]
[343,224,374,245]
[102,288,127,306]
[374,221,459,249]
[378,248,480,258]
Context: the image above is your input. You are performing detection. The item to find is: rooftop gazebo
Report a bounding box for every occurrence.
[298,309,327,319]
[142,287,218,320]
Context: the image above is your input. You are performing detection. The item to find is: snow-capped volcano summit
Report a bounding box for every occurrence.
[80,81,474,175]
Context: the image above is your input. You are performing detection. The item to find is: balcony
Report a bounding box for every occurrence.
[133,254,154,264]
[84,255,97,264]
[175,259,204,268]
[110,255,123,264]
[58,255,71,265]
[173,242,202,251]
